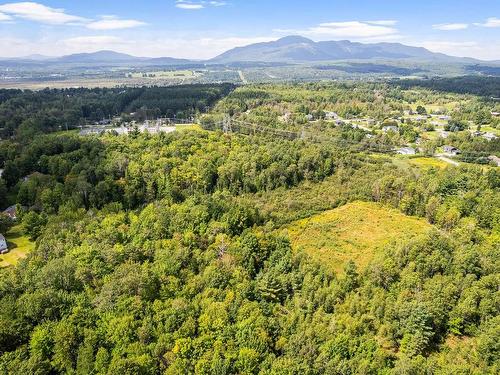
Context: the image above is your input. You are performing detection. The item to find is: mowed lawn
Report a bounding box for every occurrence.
[286,201,432,274]
[0,225,35,267]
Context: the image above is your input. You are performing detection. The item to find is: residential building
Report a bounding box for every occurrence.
[0,234,7,254]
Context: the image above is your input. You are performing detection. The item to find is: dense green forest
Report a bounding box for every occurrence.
[0,82,498,374]
[0,84,235,139]
[396,77,500,98]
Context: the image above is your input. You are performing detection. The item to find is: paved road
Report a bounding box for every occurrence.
[238,70,248,84]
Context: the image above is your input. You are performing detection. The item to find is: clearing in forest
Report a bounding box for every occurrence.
[286,201,432,273]
[0,225,35,267]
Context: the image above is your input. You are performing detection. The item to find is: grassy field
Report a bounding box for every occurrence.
[479,125,500,136]
[0,225,35,267]
[175,124,203,132]
[285,201,432,273]
[406,157,449,169]
[130,70,201,79]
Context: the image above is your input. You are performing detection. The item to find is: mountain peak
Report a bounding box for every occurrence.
[275,35,314,45]
[212,35,472,63]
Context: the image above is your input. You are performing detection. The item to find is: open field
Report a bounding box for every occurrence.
[479,125,500,136]
[129,70,201,79]
[285,201,432,273]
[175,124,203,132]
[0,225,35,267]
[389,155,450,171]
[406,157,450,169]
[0,78,142,90]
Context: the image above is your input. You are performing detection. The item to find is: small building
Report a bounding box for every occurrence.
[491,111,500,117]
[483,132,498,141]
[3,205,17,220]
[443,145,461,155]
[439,115,452,121]
[438,130,449,139]
[488,155,500,166]
[95,119,112,126]
[382,125,398,133]
[0,234,8,254]
[397,147,416,155]
[325,111,339,120]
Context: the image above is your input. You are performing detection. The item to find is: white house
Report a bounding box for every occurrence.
[0,234,8,254]
[325,111,339,120]
[483,132,498,141]
[488,155,500,166]
[382,125,398,133]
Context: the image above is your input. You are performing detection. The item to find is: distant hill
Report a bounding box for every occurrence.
[1,37,494,69]
[47,51,194,66]
[211,35,478,63]
[55,50,145,63]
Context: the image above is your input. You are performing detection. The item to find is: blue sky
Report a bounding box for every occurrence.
[0,1,498,59]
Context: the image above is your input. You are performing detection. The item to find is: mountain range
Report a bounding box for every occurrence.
[210,35,473,63]
[1,36,495,66]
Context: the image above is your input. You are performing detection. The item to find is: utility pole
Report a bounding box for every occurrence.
[223,115,232,134]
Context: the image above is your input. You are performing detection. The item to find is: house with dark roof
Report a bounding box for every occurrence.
[3,205,17,220]
[443,145,461,155]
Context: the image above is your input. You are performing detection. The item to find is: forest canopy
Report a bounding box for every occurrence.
[0,82,498,374]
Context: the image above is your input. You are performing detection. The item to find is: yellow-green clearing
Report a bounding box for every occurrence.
[175,124,203,132]
[407,157,449,169]
[0,225,35,267]
[286,201,432,273]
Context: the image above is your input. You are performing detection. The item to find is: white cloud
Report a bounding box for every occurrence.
[0,2,87,25]
[176,3,204,10]
[433,23,468,31]
[62,36,126,47]
[175,1,227,10]
[0,12,13,21]
[87,16,146,30]
[0,34,274,59]
[274,20,399,40]
[415,40,500,60]
[0,3,145,29]
[474,17,500,28]
[365,20,398,26]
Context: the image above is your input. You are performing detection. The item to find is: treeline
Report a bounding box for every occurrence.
[396,76,500,98]
[0,130,348,213]
[0,84,235,139]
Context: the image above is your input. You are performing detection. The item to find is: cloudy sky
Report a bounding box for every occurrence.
[0,0,499,60]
